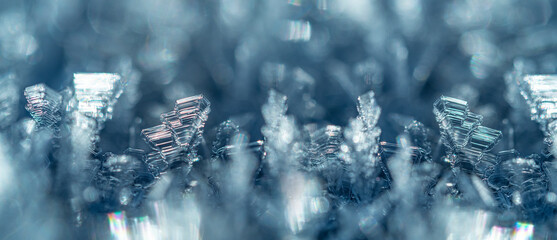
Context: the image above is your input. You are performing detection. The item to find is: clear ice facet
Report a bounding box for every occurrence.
[24,83,63,128]
[305,125,344,170]
[212,120,241,156]
[141,124,181,160]
[434,96,481,150]
[434,96,503,173]
[141,95,211,173]
[73,73,126,123]
[170,95,210,150]
[518,75,557,128]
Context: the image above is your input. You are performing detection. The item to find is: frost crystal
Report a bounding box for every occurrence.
[261,90,301,171]
[379,141,428,165]
[518,75,557,126]
[404,120,432,159]
[141,95,210,174]
[342,90,384,202]
[163,95,210,150]
[345,91,381,167]
[24,84,63,128]
[516,75,557,155]
[305,125,344,170]
[434,96,502,171]
[501,156,549,220]
[356,91,381,130]
[142,124,181,160]
[212,120,241,156]
[72,73,126,124]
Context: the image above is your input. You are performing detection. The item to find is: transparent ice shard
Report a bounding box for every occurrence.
[305,125,344,170]
[0,73,18,128]
[518,75,557,128]
[468,126,502,152]
[215,140,265,163]
[92,152,151,209]
[145,151,169,176]
[433,96,481,150]
[516,74,557,156]
[459,126,502,171]
[166,95,210,150]
[72,73,126,124]
[433,96,502,171]
[404,120,432,157]
[500,156,549,220]
[24,83,63,128]
[141,124,181,160]
[141,95,210,174]
[212,120,240,156]
[379,141,428,165]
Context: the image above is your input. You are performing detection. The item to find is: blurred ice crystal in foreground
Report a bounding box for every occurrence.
[0,73,18,128]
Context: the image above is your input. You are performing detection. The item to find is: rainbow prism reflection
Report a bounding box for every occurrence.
[108,211,130,240]
[512,222,534,240]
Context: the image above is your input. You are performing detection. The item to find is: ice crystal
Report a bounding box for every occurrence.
[434,96,502,171]
[72,73,126,125]
[24,84,63,128]
[141,95,210,175]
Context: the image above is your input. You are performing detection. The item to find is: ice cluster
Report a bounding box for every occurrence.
[4,0,557,239]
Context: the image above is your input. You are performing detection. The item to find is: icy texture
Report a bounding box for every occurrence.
[518,75,557,126]
[404,120,432,160]
[142,124,181,160]
[72,73,126,124]
[434,96,481,150]
[516,74,557,156]
[379,141,428,165]
[502,156,549,220]
[434,96,502,170]
[163,95,210,150]
[305,125,344,170]
[342,90,384,201]
[261,90,301,172]
[211,120,241,156]
[24,84,63,128]
[345,91,381,159]
[141,95,210,174]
